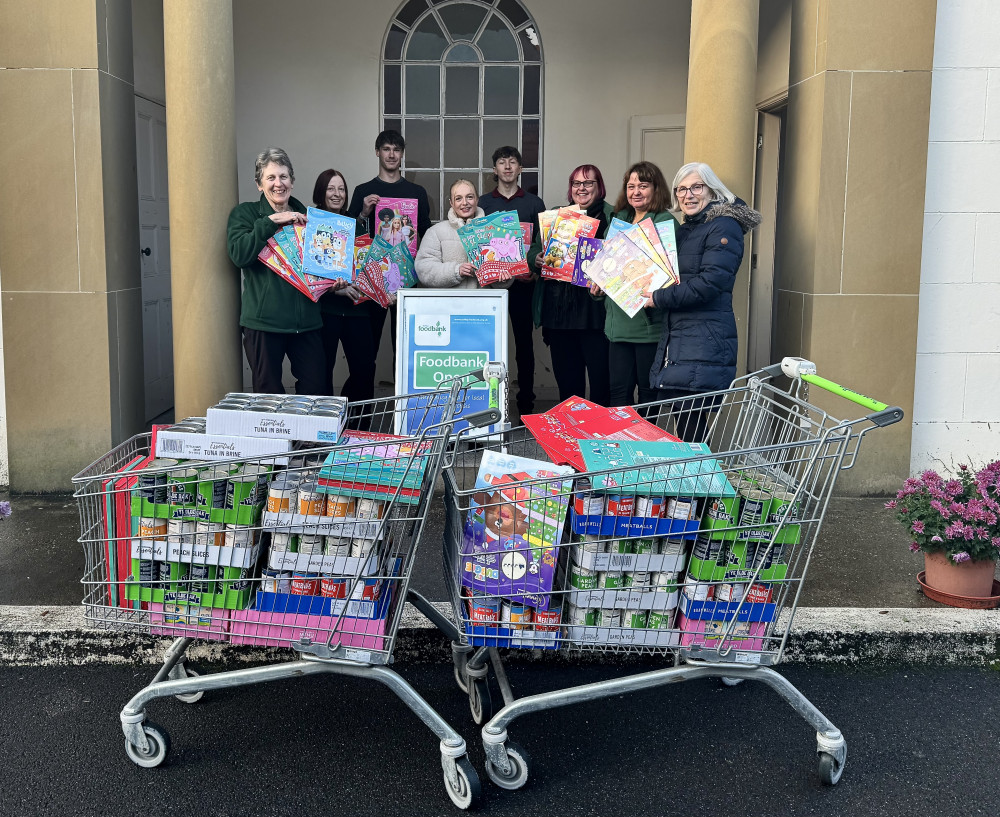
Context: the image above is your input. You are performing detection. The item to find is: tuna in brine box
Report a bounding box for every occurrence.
[460,451,574,609]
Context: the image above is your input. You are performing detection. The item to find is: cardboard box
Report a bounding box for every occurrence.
[206,405,345,444]
[569,507,701,538]
[676,610,768,653]
[131,536,261,569]
[266,548,377,576]
[463,622,560,649]
[678,590,776,623]
[685,537,789,583]
[570,545,686,574]
[148,602,230,639]
[261,509,382,539]
[562,623,680,648]
[155,429,292,464]
[568,586,679,611]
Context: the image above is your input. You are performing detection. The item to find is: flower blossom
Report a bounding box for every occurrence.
[884,500,897,510]
[909,542,921,553]
[951,551,971,563]
[0,501,10,519]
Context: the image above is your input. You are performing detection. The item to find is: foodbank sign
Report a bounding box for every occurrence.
[414,350,489,388]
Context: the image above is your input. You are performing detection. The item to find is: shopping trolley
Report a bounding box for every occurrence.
[72,370,503,809]
[437,357,903,793]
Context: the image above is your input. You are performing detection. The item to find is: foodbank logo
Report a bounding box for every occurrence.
[415,314,450,346]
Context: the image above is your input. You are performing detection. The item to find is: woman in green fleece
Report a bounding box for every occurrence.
[591,161,677,408]
[226,147,327,395]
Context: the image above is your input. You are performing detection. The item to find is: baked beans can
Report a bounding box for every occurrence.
[266,483,295,514]
[501,602,533,630]
[665,497,697,520]
[635,495,665,518]
[261,569,291,594]
[355,498,384,520]
[138,517,168,538]
[270,532,297,554]
[297,534,324,555]
[224,525,256,548]
[597,608,622,627]
[166,468,198,507]
[716,583,746,602]
[568,562,599,591]
[622,608,648,628]
[468,594,501,624]
[566,604,599,626]
[195,521,225,548]
[350,538,376,558]
[321,576,350,599]
[290,572,320,595]
[533,607,562,632]
[692,535,725,562]
[297,483,324,516]
[189,562,217,594]
[605,494,634,517]
[746,540,784,571]
[196,466,228,510]
[325,493,355,518]
[324,536,351,557]
[573,480,605,516]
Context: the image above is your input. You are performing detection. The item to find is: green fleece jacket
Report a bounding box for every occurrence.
[226,194,322,333]
[601,208,678,344]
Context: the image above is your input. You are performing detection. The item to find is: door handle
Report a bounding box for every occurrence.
[141,247,152,256]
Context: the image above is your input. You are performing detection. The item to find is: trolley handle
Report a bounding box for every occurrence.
[457,362,506,429]
[779,357,904,427]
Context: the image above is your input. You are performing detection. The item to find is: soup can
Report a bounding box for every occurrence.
[320,576,350,599]
[290,572,320,596]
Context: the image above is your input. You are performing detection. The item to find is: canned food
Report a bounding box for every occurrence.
[604,539,635,555]
[167,518,195,538]
[597,608,622,627]
[266,484,295,514]
[137,559,157,586]
[355,498,384,520]
[324,536,351,557]
[605,494,634,516]
[137,517,167,538]
[501,602,534,630]
[568,562,598,591]
[350,538,376,558]
[716,583,746,602]
[647,609,674,629]
[196,466,228,510]
[290,572,320,595]
[633,538,657,555]
[225,473,260,510]
[296,483,324,516]
[320,576,350,599]
[157,561,188,590]
[738,489,771,527]
[224,526,256,548]
[598,571,626,590]
[270,532,297,554]
[565,604,599,626]
[260,569,291,594]
[137,459,177,503]
[468,594,501,624]
[195,521,225,547]
[660,538,685,556]
[324,494,355,518]
[628,571,651,588]
[297,534,324,555]
[651,572,680,593]
[635,495,665,518]
[573,480,605,516]
[745,583,774,603]
[682,578,713,601]
[665,497,696,520]
[189,563,217,594]
[622,608,648,628]
[533,607,561,632]
[166,468,199,507]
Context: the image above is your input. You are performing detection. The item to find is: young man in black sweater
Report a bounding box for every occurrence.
[346,129,432,360]
[479,146,546,416]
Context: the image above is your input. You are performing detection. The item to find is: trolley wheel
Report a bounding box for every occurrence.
[818,752,845,786]
[453,660,468,694]
[469,675,493,725]
[485,741,531,791]
[174,665,205,704]
[721,676,744,687]
[444,755,482,810]
[124,722,170,769]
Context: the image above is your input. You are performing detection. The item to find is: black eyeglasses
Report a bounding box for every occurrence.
[571,180,597,189]
[674,183,706,197]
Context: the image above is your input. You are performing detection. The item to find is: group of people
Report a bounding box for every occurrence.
[226,129,760,441]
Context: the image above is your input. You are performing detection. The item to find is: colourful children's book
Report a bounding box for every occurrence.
[302,207,355,282]
[586,232,671,318]
[605,216,633,240]
[654,219,680,284]
[373,197,419,259]
[540,208,600,282]
[574,237,603,287]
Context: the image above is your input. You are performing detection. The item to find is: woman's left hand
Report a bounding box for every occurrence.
[589,282,603,297]
[459,262,477,278]
[269,211,306,226]
[640,289,655,309]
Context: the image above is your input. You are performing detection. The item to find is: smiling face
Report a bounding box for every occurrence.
[324,174,347,212]
[675,172,711,218]
[376,142,403,174]
[258,162,293,211]
[495,155,521,186]
[570,170,599,209]
[450,182,479,219]
[626,172,654,214]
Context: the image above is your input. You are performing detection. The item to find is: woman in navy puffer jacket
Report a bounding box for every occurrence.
[642,162,760,442]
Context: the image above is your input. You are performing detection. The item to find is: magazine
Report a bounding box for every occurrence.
[373,197,418,259]
[586,232,672,318]
[539,208,600,282]
[574,237,603,288]
[301,207,355,282]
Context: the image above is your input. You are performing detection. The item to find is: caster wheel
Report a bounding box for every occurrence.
[469,675,493,725]
[124,722,171,768]
[453,660,468,694]
[174,665,205,704]
[818,751,845,785]
[444,755,482,809]
[721,676,744,687]
[486,740,531,791]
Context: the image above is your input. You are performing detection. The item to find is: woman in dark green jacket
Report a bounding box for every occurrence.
[591,161,677,408]
[226,147,325,395]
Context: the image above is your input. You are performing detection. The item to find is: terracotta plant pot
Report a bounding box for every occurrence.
[923,551,997,599]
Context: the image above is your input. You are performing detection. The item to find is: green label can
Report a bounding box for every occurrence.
[167,468,198,507]
[622,608,648,628]
[569,563,599,591]
[196,466,228,510]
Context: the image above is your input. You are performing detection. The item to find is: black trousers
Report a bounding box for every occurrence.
[320,312,376,402]
[242,327,326,395]
[544,327,611,406]
[608,340,659,409]
[508,280,536,413]
[369,302,398,357]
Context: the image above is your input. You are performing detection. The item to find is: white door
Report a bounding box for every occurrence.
[748,110,783,373]
[628,114,686,178]
[135,96,174,420]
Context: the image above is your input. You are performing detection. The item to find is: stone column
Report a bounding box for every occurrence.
[163,0,241,416]
[683,0,760,377]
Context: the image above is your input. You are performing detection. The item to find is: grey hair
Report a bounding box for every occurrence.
[254,147,295,186]
[448,178,478,199]
[669,162,735,211]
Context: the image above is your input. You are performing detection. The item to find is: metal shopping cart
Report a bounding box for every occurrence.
[72,372,503,809]
[437,357,903,793]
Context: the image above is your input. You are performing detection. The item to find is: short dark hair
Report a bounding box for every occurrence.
[375,129,405,151]
[311,169,349,213]
[614,161,671,214]
[491,145,522,166]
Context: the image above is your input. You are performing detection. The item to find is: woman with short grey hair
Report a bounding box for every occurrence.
[226,147,326,394]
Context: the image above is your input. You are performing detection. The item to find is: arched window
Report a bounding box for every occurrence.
[382,0,543,220]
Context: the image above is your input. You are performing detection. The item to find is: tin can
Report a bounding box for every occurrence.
[350,538,376,558]
[501,602,534,630]
[533,607,561,632]
[324,536,351,557]
[622,608,648,628]
[633,538,657,555]
[568,562,598,591]
[137,459,176,503]
[682,578,713,601]
[745,583,774,603]
[166,468,198,507]
[266,483,295,514]
[597,608,622,627]
[647,609,674,629]
[605,494,634,516]
[137,517,167,538]
[137,559,157,586]
[703,494,741,540]
[225,473,260,511]
[468,594,501,624]
[635,495,665,518]
[350,578,382,601]
[605,539,635,555]
[290,572,320,595]
[260,569,291,594]
[739,488,772,527]
[628,571,651,589]
[565,604,599,626]
[324,493,355,518]
[157,560,188,590]
[665,497,697,520]
[297,483,324,515]
[599,571,626,590]
[573,536,603,557]
[167,518,195,538]
[573,480,605,516]
[196,466,228,510]
[224,526,256,548]
[270,532,297,554]
[355,498,384,520]
[692,535,725,562]
[660,537,685,556]
[746,541,784,571]
[189,562,217,594]
[297,534,324,555]
[716,583,746,602]
[195,521,225,548]
[320,576,350,599]
[767,489,802,545]
[651,572,680,593]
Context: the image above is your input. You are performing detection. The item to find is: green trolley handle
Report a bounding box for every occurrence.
[458,362,506,429]
[779,357,904,427]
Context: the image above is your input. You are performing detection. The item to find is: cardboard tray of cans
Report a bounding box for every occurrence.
[125,569,254,609]
[678,587,777,623]
[131,534,261,569]
[205,393,347,444]
[132,495,264,526]
[570,543,687,574]
[261,509,382,539]
[562,622,681,648]
[462,622,560,650]
[266,548,378,576]
[154,430,293,464]
[568,586,680,611]
[148,602,231,639]
[568,506,702,538]
[676,612,770,653]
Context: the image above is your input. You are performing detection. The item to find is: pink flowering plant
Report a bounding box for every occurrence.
[885,462,1000,564]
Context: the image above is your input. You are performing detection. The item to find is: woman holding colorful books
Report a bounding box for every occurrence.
[528,164,613,406]
[311,168,377,403]
[640,162,761,442]
[591,161,677,410]
[414,180,513,291]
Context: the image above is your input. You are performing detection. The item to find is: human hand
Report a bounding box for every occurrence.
[589,282,603,297]
[532,254,543,269]
[360,194,380,218]
[269,211,306,226]
[459,262,477,278]
[640,288,655,309]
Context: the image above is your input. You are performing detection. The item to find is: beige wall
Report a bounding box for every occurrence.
[756,0,791,106]
[0,0,145,490]
[773,0,935,493]
[231,0,691,394]
[132,0,165,104]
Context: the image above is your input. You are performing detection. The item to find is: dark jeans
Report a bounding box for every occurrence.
[320,312,376,402]
[508,280,536,413]
[241,327,326,395]
[608,340,659,409]
[655,388,724,443]
[544,327,611,406]
[370,302,398,358]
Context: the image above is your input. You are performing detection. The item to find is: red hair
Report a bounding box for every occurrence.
[566,164,606,204]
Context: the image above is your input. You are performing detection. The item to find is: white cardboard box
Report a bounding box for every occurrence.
[155,429,292,464]
[568,587,679,611]
[266,549,378,576]
[261,510,382,539]
[131,537,261,569]
[571,547,686,574]
[206,406,345,444]
[563,625,680,647]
